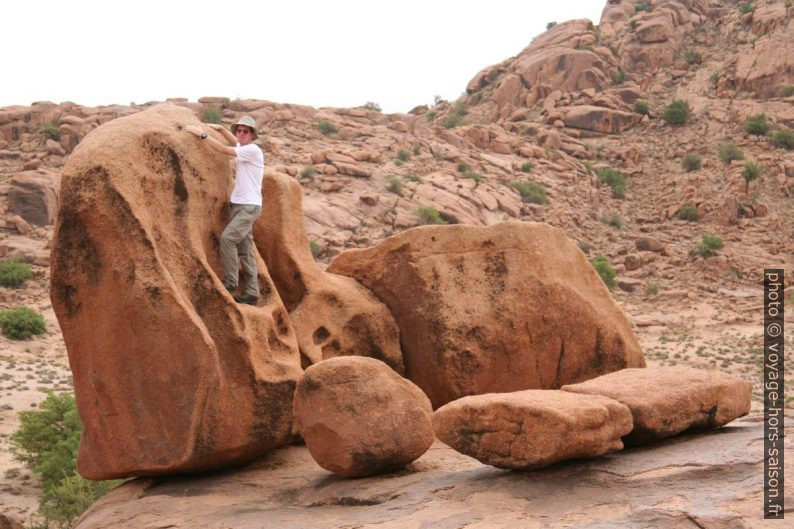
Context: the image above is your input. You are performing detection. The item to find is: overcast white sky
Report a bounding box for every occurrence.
[3,1,605,113]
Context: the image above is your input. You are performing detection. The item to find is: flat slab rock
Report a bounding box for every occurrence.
[73,413,791,529]
[562,367,752,445]
[432,390,632,469]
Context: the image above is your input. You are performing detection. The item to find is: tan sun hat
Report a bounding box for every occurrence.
[231,115,258,139]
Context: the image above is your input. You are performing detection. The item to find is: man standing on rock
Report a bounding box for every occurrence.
[185,116,263,305]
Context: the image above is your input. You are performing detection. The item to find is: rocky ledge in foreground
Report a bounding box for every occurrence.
[74,413,791,529]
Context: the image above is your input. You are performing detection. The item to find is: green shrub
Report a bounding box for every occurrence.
[662,99,691,125]
[744,113,770,135]
[635,1,651,12]
[681,153,702,172]
[317,119,337,136]
[644,281,660,296]
[676,204,698,222]
[684,50,702,65]
[300,165,317,180]
[546,21,557,30]
[397,149,411,162]
[739,2,754,14]
[0,307,45,340]
[364,101,381,112]
[403,173,422,182]
[717,142,744,164]
[612,68,627,85]
[442,101,468,129]
[600,212,624,229]
[577,240,592,254]
[201,106,223,124]
[10,392,121,527]
[782,86,794,97]
[521,162,534,173]
[41,123,61,141]
[633,100,650,115]
[385,176,403,194]
[591,256,617,290]
[415,205,448,225]
[466,172,483,184]
[457,162,471,173]
[309,240,321,259]
[0,258,33,287]
[426,111,437,120]
[595,167,627,198]
[709,72,720,86]
[629,18,639,30]
[769,128,794,150]
[741,160,763,191]
[692,234,724,259]
[510,181,547,204]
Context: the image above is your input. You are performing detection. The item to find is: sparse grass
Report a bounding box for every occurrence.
[612,68,627,85]
[41,123,60,141]
[510,181,547,204]
[426,111,437,120]
[300,165,317,180]
[635,1,651,12]
[0,259,33,288]
[442,101,468,129]
[591,256,617,290]
[577,240,591,254]
[691,234,724,259]
[600,212,624,229]
[521,162,534,173]
[318,119,337,136]
[662,99,691,125]
[364,101,381,112]
[709,72,720,86]
[397,149,411,162]
[644,281,660,296]
[309,240,321,259]
[739,2,754,14]
[633,100,650,115]
[595,167,627,198]
[741,160,763,191]
[769,128,794,150]
[676,204,698,222]
[717,142,744,164]
[682,153,702,172]
[201,106,223,124]
[782,86,794,97]
[415,205,448,225]
[385,176,403,194]
[0,307,45,340]
[684,50,702,65]
[466,172,483,184]
[744,113,770,136]
[457,162,471,173]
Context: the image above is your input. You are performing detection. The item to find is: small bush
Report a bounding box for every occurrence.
[709,72,720,86]
[662,99,691,125]
[0,259,33,288]
[300,165,317,180]
[738,2,754,14]
[681,153,702,172]
[644,281,660,296]
[309,240,321,259]
[577,240,592,254]
[415,205,448,225]
[717,142,744,164]
[317,120,337,136]
[397,149,411,162]
[744,113,770,135]
[457,162,471,173]
[403,173,422,182]
[635,1,651,12]
[782,86,794,97]
[684,50,702,65]
[595,167,627,198]
[39,473,118,528]
[600,212,624,229]
[612,68,627,85]
[0,307,46,340]
[466,172,483,185]
[510,181,547,204]
[426,111,437,120]
[521,162,534,173]
[546,21,557,30]
[769,128,794,150]
[412,145,421,155]
[201,106,223,124]
[591,256,617,290]
[41,123,61,141]
[676,204,698,221]
[633,100,650,115]
[692,234,724,259]
[442,101,468,129]
[364,101,381,112]
[741,160,763,191]
[433,94,444,105]
[385,176,403,194]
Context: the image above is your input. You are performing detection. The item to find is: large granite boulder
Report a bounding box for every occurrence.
[253,171,403,372]
[328,222,646,408]
[293,356,433,477]
[50,103,303,479]
[562,367,752,445]
[433,390,633,469]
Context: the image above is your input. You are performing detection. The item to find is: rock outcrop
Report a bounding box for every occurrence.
[293,356,433,477]
[253,171,403,371]
[432,390,633,469]
[50,104,303,479]
[329,222,646,408]
[562,366,752,445]
[7,169,61,225]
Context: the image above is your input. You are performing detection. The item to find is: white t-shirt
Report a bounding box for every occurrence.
[230,143,264,205]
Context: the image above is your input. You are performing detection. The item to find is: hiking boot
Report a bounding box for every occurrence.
[223,283,236,293]
[233,294,258,305]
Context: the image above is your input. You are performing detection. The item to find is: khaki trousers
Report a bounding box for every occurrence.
[221,203,261,297]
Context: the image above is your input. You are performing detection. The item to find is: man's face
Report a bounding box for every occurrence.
[235,125,254,145]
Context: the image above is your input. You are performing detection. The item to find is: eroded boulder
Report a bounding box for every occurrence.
[433,390,633,469]
[50,103,303,479]
[328,222,646,408]
[562,367,752,445]
[253,171,402,372]
[294,356,434,477]
[7,169,61,225]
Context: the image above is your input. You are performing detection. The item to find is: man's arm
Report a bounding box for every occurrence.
[207,123,237,145]
[184,125,236,157]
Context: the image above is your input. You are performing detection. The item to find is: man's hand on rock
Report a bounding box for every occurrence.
[184,125,204,138]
